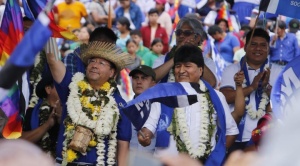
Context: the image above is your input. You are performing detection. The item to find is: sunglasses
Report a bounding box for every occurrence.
[175,29,195,37]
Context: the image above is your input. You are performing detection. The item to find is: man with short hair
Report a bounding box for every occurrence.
[139,45,238,164]
[140,8,169,54]
[270,20,300,67]
[220,28,282,153]
[47,42,133,165]
[129,65,159,154]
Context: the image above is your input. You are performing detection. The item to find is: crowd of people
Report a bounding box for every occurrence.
[1,0,300,165]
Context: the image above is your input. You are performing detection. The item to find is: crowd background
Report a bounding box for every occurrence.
[1,0,300,165]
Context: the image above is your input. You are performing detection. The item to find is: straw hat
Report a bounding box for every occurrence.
[80,42,134,71]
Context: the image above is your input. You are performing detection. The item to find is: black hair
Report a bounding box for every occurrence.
[151,38,163,47]
[148,8,159,15]
[117,16,131,31]
[23,16,33,22]
[81,26,93,36]
[89,26,118,43]
[130,30,142,37]
[72,28,80,34]
[174,45,204,68]
[278,20,286,29]
[245,28,270,45]
[216,18,229,29]
[126,38,139,46]
[36,73,54,99]
[208,25,223,36]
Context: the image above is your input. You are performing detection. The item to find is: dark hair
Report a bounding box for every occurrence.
[245,28,270,45]
[174,45,204,68]
[216,18,229,28]
[126,38,139,46]
[36,73,54,99]
[130,30,142,37]
[89,26,118,43]
[148,8,159,15]
[208,25,223,36]
[23,16,32,22]
[72,28,80,34]
[82,26,93,36]
[117,16,131,31]
[278,20,286,29]
[151,38,163,47]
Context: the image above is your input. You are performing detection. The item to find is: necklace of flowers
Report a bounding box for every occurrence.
[63,72,119,166]
[29,51,46,108]
[168,80,216,160]
[242,65,270,120]
[38,99,57,157]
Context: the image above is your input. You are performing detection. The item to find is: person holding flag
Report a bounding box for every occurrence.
[137,45,239,165]
[46,41,133,165]
[219,28,282,153]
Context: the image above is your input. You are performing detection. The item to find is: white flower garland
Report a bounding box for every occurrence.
[28,55,42,108]
[174,80,216,159]
[242,64,270,120]
[66,72,119,165]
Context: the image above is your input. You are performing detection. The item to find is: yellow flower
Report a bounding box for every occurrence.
[93,116,98,121]
[78,80,89,91]
[66,149,77,162]
[89,140,97,147]
[66,124,74,131]
[100,82,110,91]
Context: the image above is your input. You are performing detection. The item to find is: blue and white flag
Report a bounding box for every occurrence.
[264,0,300,19]
[271,56,300,120]
[122,81,227,165]
[123,82,201,130]
[211,40,226,81]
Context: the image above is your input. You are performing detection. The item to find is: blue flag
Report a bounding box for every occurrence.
[122,81,227,165]
[266,0,300,19]
[271,56,300,120]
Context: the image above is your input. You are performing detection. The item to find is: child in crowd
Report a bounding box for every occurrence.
[126,39,142,70]
[143,38,163,67]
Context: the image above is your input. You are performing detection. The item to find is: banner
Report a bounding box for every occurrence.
[271,56,300,119]
[266,0,300,19]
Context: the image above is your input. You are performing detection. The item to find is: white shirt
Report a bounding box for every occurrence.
[220,62,282,141]
[152,55,219,85]
[124,12,136,30]
[150,89,238,157]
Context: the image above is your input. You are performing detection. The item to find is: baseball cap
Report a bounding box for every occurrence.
[289,19,300,33]
[129,65,156,80]
[155,0,166,5]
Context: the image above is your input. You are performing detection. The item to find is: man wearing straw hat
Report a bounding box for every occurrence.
[220,28,282,153]
[47,41,133,166]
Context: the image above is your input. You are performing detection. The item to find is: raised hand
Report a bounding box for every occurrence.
[234,71,245,87]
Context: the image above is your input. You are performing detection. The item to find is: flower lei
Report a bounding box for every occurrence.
[242,65,270,120]
[29,51,46,108]
[167,76,216,161]
[62,72,119,166]
[38,99,57,157]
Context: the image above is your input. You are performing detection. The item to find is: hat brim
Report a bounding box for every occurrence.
[80,42,134,71]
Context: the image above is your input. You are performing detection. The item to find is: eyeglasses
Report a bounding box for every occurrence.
[88,58,111,67]
[175,29,195,37]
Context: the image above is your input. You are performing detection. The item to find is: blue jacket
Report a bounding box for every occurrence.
[115,2,143,30]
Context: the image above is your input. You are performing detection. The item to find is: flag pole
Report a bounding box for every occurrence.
[108,0,112,29]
